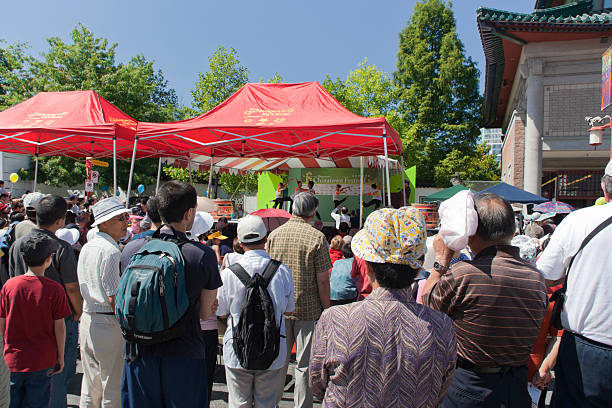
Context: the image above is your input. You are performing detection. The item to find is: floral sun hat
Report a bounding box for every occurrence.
[351,207,427,269]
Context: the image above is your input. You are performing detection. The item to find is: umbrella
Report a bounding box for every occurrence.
[250,208,292,232]
[533,201,575,214]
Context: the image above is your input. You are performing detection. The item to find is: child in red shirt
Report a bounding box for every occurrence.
[0,232,71,408]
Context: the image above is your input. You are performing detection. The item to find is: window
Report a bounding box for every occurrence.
[605,0,612,10]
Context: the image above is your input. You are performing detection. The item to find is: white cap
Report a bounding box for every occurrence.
[23,192,46,210]
[237,215,267,244]
[56,228,80,245]
[605,160,612,176]
[91,197,130,227]
[188,212,214,241]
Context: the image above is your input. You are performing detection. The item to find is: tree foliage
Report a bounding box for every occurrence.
[191,46,248,115]
[434,144,500,187]
[1,25,182,189]
[395,0,482,186]
[218,173,258,199]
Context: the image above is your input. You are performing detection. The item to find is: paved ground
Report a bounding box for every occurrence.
[67,354,321,407]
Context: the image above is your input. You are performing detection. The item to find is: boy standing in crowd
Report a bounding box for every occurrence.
[0,232,71,407]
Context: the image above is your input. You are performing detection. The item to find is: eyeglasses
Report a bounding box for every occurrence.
[112,214,129,222]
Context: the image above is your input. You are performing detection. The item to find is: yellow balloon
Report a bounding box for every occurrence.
[9,173,18,183]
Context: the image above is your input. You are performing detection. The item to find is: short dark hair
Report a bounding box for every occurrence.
[371,183,377,189]
[21,232,58,267]
[341,242,353,258]
[241,236,267,248]
[0,193,8,199]
[37,195,67,227]
[10,212,24,223]
[368,261,418,289]
[339,222,350,234]
[340,206,348,215]
[308,180,314,187]
[474,193,515,243]
[157,181,197,224]
[146,196,162,224]
[0,180,4,185]
[65,211,76,225]
[603,174,612,196]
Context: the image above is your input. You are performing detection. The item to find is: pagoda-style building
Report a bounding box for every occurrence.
[478,0,612,206]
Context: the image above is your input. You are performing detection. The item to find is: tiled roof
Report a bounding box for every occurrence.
[477,1,612,25]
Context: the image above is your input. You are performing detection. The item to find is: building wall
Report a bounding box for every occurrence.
[501,111,525,188]
[479,128,503,162]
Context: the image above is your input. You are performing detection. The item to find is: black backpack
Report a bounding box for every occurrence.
[229,259,282,370]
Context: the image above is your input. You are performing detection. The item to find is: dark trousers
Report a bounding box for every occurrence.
[363,199,381,210]
[10,368,53,408]
[202,329,218,407]
[121,355,208,408]
[273,197,293,212]
[551,331,612,408]
[333,197,347,208]
[50,317,78,408]
[441,365,530,408]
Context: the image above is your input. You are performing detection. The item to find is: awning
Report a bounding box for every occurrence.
[424,185,469,203]
[477,182,547,204]
[137,82,402,159]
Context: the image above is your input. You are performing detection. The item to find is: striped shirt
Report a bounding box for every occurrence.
[423,245,547,367]
[310,287,456,407]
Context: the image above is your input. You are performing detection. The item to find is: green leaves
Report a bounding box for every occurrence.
[191,46,249,115]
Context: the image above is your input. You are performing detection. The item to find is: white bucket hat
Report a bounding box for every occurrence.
[187,212,215,240]
[56,228,80,246]
[91,197,130,227]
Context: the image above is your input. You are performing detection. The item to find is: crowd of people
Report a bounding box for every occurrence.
[0,159,608,408]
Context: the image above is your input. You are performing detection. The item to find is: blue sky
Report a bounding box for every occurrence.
[2,0,535,107]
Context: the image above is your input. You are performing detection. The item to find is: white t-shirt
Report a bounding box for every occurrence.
[330,208,350,229]
[216,249,295,370]
[537,204,612,345]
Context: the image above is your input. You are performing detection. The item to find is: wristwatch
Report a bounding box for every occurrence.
[433,261,450,274]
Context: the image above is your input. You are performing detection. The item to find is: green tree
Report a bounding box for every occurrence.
[433,144,500,187]
[191,46,249,114]
[218,173,258,199]
[2,25,183,189]
[395,0,482,186]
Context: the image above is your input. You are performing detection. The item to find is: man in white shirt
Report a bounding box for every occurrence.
[77,197,130,408]
[330,206,350,229]
[217,215,295,408]
[537,160,612,408]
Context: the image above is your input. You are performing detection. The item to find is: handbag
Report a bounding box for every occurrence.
[549,214,612,330]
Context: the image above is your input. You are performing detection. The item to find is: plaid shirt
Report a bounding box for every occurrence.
[266,216,332,321]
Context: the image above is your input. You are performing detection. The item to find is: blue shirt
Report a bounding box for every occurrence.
[330,258,357,300]
[131,229,155,241]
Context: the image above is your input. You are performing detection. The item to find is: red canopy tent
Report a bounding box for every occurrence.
[137,82,404,204]
[0,90,161,192]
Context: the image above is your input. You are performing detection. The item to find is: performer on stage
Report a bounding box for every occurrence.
[295,180,309,195]
[307,180,322,220]
[333,184,348,208]
[363,183,382,210]
[273,180,294,212]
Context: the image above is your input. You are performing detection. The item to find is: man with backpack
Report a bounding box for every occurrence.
[217,214,295,408]
[120,181,222,407]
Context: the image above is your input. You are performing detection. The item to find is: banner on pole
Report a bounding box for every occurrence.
[85,180,94,192]
[91,171,99,184]
[602,45,612,110]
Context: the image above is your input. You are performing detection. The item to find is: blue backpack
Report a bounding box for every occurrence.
[115,228,191,345]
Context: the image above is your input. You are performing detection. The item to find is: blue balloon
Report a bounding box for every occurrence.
[137,184,145,194]
[115,191,120,197]
[100,185,109,192]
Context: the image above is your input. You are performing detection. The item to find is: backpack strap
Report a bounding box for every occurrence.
[261,259,281,288]
[229,263,252,287]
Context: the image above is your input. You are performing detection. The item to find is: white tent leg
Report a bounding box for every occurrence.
[125,137,138,208]
[156,156,162,194]
[359,156,364,228]
[383,133,392,205]
[381,167,385,207]
[33,155,39,192]
[207,156,214,197]
[401,155,407,206]
[113,136,118,195]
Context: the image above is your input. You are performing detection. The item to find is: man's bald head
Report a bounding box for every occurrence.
[473,193,515,244]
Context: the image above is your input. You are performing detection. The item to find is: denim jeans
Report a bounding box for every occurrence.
[10,368,53,408]
[441,365,530,408]
[551,331,612,408]
[50,317,78,408]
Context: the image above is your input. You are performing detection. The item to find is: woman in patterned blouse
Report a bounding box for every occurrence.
[309,207,457,407]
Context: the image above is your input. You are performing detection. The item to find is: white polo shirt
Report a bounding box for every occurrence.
[217,249,295,370]
[330,208,350,229]
[537,204,612,345]
[77,231,121,313]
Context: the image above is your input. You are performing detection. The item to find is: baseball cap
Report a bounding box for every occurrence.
[606,160,612,177]
[23,192,45,210]
[21,231,59,267]
[237,215,267,244]
[351,207,427,269]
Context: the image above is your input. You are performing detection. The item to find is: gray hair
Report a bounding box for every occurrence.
[602,175,612,197]
[474,193,515,243]
[292,192,318,218]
